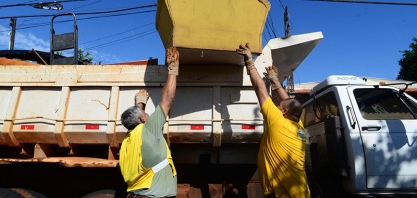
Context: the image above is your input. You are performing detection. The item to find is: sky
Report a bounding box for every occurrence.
[0,0,416,84]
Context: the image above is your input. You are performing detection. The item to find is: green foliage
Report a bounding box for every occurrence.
[78,49,94,63]
[397,37,417,81]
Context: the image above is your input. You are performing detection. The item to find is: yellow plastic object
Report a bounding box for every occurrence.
[156,0,270,65]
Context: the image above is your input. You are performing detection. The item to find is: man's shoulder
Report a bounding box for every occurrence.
[262,98,283,117]
[143,104,166,129]
[151,104,165,116]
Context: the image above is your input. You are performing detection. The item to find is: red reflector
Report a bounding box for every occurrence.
[20,125,35,130]
[190,125,204,130]
[242,124,255,130]
[86,124,99,130]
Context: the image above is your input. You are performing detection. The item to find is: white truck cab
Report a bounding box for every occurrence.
[302,75,417,197]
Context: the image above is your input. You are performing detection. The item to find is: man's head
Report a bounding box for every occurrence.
[121,106,149,130]
[279,98,302,122]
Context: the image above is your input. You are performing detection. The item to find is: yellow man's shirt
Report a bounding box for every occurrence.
[259,98,310,198]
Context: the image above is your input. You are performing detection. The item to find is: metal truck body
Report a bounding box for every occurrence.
[0,31,323,197]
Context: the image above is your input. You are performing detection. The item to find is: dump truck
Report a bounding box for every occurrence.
[0,0,324,197]
[2,0,416,197]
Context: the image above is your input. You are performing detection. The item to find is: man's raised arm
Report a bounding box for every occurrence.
[263,66,289,107]
[236,43,269,106]
[160,47,179,116]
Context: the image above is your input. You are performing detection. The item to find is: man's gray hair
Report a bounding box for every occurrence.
[121,106,144,130]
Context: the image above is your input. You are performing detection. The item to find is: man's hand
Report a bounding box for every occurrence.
[135,89,150,110]
[236,43,256,75]
[263,66,281,90]
[166,47,179,76]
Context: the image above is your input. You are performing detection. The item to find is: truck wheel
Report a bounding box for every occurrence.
[0,188,23,198]
[0,188,48,198]
[82,189,127,198]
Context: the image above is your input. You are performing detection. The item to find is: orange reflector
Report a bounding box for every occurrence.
[21,125,35,130]
[86,124,100,130]
[242,124,255,130]
[190,125,204,130]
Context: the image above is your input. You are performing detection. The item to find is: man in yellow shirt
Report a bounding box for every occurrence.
[119,47,179,198]
[237,44,310,198]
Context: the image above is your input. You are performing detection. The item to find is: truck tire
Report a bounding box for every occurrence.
[0,188,48,198]
[82,189,127,198]
[0,188,22,198]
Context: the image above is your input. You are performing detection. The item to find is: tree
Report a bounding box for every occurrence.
[397,37,417,81]
[78,49,94,64]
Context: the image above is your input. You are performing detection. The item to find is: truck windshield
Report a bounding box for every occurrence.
[353,88,416,120]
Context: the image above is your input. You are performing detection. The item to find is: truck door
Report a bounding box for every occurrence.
[347,87,417,189]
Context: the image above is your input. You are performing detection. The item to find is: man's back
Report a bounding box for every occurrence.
[119,105,177,197]
[258,98,310,198]
[135,105,177,197]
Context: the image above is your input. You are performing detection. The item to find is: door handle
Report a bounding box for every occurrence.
[361,126,381,131]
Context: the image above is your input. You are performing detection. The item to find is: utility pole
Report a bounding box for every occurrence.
[284,6,290,38]
[284,6,295,93]
[9,18,16,50]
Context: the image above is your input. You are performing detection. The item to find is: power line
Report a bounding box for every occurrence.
[263,0,285,40]
[22,0,41,3]
[16,1,145,29]
[307,0,417,6]
[267,13,279,38]
[0,9,156,33]
[80,23,154,45]
[0,0,88,9]
[264,18,273,40]
[0,13,158,52]
[0,4,157,19]
[16,0,104,29]
[64,0,102,12]
[84,29,157,50]
[278,0,286,9]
